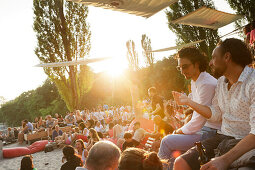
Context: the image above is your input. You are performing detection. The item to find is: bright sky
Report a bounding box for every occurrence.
[0,0,240,101]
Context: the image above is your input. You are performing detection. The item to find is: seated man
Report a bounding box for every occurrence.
[5,127,15,143]
[174,38,255,170]
[52,125,63,141]
[18,119,33,144]
[0,131,4,141]
[158,47,221,166]
[65,112,76,126]
[153,115,174,137]
[86,141,121,170]
[122,132,135,151]
[46,115,57,138]
[132,122,148,147]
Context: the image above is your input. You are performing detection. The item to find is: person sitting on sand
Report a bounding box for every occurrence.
[75,139,88,165]
[35,116,45,132]
[46,115,57,138]
[86,141,121,170]
[86,128,100,151]
[122,132,135,151]
[5,127,15,143]
[20,155,37,170]
[55,131,77,145]
[61,145,83,170]
[52,125,63,141]
[18,119,33,144]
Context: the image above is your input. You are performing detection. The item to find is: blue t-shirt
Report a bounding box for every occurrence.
[27,122,33,131]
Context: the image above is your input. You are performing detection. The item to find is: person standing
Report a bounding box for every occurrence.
[148,87,165,119]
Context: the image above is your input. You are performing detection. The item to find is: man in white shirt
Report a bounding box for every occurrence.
[158,47,221,165]
[174,38,255,170]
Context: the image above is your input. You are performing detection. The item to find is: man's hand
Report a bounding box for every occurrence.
[173,128,184,134]
[172,91,190,106]
[200,157,230,170]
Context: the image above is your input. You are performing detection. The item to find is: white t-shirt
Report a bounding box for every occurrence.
[133,128,147,142]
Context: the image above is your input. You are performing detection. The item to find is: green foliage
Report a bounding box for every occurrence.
[166,0,220,59]
[33,0,92,111]
[0,79,68,126]
[226,0,255,29]
[138,56,187,98]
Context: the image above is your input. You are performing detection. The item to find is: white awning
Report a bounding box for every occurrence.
[34,57,111,67]
[66,0,178,18]
[146,40,205,53]
[171,7,243,29]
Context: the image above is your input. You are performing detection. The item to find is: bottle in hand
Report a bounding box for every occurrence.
[195,141,209,165]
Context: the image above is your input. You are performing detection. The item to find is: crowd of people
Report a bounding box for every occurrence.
[2,37,255,170]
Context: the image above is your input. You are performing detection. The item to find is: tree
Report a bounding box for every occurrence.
[33,0,93,111]
[0,79,68,126]
[0,96,7,107]
[141,34,154,69]
[166,0,220,59]
[126,40,139,71]
[126,40,141,116]
[226,0,255,28]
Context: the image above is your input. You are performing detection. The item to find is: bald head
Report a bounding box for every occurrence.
[86,141,121,170]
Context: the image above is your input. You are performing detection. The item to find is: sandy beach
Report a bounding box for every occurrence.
[0,142,64,170]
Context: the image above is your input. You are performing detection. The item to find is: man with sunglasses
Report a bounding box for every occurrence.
[174,38,255,170]
[158,47,221,168]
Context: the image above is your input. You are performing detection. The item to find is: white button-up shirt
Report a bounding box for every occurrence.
[209,66,255,139]
[181,72,221,134]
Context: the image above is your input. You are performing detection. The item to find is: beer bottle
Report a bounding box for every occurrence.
[195,141,209,165]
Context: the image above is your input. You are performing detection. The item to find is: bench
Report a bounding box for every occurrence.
[24,126,72,144]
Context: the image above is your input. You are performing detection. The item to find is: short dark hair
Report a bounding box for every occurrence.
[23,119,28,123]
[124,132,133,139]
[218,38,252,67]
[177,47,208,72]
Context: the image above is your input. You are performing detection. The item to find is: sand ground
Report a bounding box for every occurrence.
[0,142,64,170]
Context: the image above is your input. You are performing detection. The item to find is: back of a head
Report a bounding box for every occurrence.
[86,141,121,170]
[218,38,252,67]
[63,145,83,167]
[20,155,33,170]
[118,148,163,170]
[177,47,208,72]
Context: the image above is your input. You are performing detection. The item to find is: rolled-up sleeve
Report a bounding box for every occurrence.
[181,83,216,134]
[249,83,255,135]
[208,84,222,122]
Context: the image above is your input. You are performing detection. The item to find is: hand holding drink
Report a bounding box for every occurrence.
[172,91,189,106]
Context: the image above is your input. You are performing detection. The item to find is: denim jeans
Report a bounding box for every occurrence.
[158,126,217,169]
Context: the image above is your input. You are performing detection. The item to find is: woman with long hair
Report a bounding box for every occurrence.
[20,155,36,170]
[61,145,83,170]
[87,128,100,151]
[75,139,88,165]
